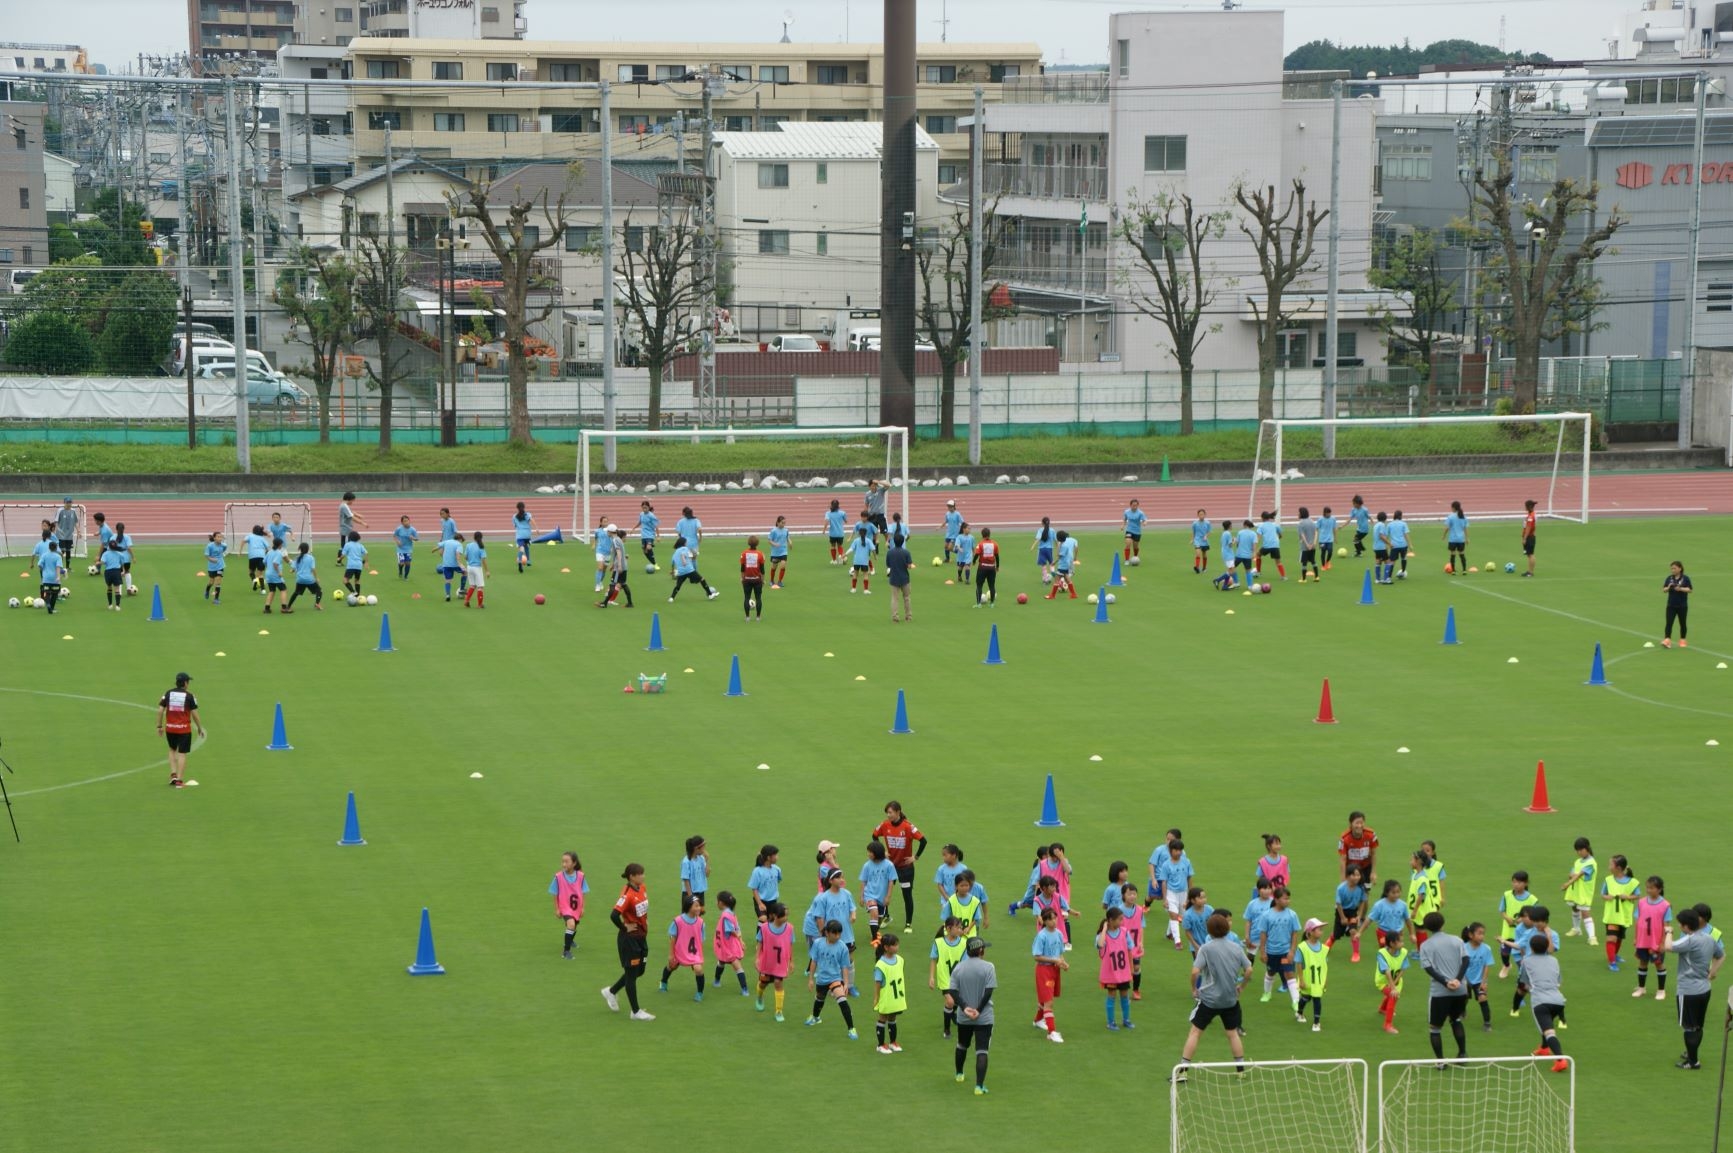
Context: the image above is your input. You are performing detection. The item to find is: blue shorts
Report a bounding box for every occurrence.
[516,538,531,550]
[440,565,460,579]
[397,549,414,564]
[1037,547,1053,565]
[770,553,788,563]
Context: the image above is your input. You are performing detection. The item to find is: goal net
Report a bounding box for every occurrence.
[575,426,911,544]
[1249,413,1593,525]
[1378,1056,1574,1153]
[0,503,89,559]
[224,502,314,551]
[1170,1059,1368,1153]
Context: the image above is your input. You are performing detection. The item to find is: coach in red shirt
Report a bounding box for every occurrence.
[871,800,928,932]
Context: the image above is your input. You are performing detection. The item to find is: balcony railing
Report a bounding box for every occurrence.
[984,162,1109,201]
[1000,73,1108,105]
[998,248,1109,295]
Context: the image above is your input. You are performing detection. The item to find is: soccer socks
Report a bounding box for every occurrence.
[1169,919,1183,945]
[837,1000,854,1029]
[1686,1026,1704,1064]
[736,971,748,992]
[563,930,576,953]
[1637,963,1649,988]
[660,967,674,986]
[1119,994,1132,1026]
[901,884,915,928]
[1480,998,1491,1025]
[444,577,453,598]
[1040,1008,1056,1032]
[1543,1033,1562,1056]
[713,964,724,984]
[476,589,484,607]
[812,998,827,1020]
[942,1008,955,1036]
[1132,970,1142,993]
[1263,974,1275,998]
[694,975,705,997]
[1570,909,1584,933]
[1105,995,1118,1026]
[1657,965,1667,992]
[1429,1028,1445,1059]
[1276,562,1286,578]
[877,1022,887,1046]
[1381,994,1398,1029]
[1287,979,1301,1010]
[1451,1019,1467,1056]
[774,989,785,1015]
[1584,917,1597,945]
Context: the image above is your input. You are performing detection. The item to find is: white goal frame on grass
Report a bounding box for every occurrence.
[1249,413,1594,524]
[223,502,314,552]
[575,426,910,544]
[1378,1055,1574,1153]
[0,503,89,559]
[1170,1058,1369,1153]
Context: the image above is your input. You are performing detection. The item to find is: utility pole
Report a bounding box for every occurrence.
[880,0,917,431]
[224,75,251,472]
[697,70,720,425]
[967,85,983,467]
[601,81,618,472]
[175,88,190,292]
[1323,79,1342,460]
[1679,72,1707,449]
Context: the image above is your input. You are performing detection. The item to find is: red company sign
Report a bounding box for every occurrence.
[1615,159,1733,189]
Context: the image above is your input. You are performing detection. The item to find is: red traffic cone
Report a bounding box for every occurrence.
[1524,760,1555,813]
[623,684,635,694]
[1314,678,1338,724]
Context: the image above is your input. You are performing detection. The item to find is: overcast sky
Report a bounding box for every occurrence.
[9,0,1642,74]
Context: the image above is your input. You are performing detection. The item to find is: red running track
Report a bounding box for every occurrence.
[10,471,1731,544]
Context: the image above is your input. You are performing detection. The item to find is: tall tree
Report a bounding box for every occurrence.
[352,232,418,456]
[1368,228,1457,409]
[1117,191,1231,436]
[1235,180,1328,422]
[914,200,1011,441]
[96,269,179,375]
[448,168,575,446]
[277,248,358,445]
[615,216,707,431]
[1470,143,1622,413]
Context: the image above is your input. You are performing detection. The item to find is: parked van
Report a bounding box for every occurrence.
[6,269,41,294]
[187,346,274,378]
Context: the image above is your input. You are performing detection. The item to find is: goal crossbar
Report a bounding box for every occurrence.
[1251,413,1593,525]
[576,426,910,544]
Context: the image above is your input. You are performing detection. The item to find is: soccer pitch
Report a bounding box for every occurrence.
[1,517,1725,1151]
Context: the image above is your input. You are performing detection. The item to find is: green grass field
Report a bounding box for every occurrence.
[2,519,1725,1152]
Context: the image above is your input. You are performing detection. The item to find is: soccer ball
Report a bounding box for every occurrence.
[1016,593,1028,604]
[126,585,138,597]
[87,564,99,576]
[33,597,46,608]
[1444,564,1454,574]
[1041,571,1053,584]
[58,588,68,599]
[534,594,546,605]
[932,557,942,567]
[346,593,359,606]
[6,597,17,608]
[1128,556,1141,567]
[1504,562,1517,573]
[645,564,657,574]
[1087,593,1099,605]
[1261,582,1273,594]
[1104,593,1117,604]
[1395,571,1406,580]
[365,594,378,606]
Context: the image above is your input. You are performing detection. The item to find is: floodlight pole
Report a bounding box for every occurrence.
[1323,79,1342,461]
[224,74,251,473]
[968,86,984,467]
[1679,73,1707,450]
[601,82,617,473]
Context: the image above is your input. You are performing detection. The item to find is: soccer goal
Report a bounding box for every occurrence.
[224,502,314,550]
[1378,1055,1574,1153]
[1170,1058,1369,1153]
[1249,413,1594,524]
[0,503,89,559]
[575,426,911,544]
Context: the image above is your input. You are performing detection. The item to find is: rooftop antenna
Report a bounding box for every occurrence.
[780,8,795,43]
[937,0,951,41]
[1499,15,1507,54]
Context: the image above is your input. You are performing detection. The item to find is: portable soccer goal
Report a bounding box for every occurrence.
[1378,1055,1574,1153]
[1170,1058,1369,1153]
[224,502,314,550]
[1248,413,1594,524]
[574,426,911,544]
[0,503,89,559]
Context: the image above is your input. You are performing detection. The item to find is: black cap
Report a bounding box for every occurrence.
[965,937,990,956]
[175,672,192,685]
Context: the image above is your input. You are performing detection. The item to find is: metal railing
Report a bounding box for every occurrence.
[1000,73,1109,104]
[983,162,1110,201]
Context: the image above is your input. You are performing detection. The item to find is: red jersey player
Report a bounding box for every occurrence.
[1338,810,1379,890]
[740,537,766,622]
[871,800,929,932]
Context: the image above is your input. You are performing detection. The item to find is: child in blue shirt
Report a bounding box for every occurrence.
[1122,499,1147,565]
[285,542,322,611]
[434,534,466,601]
[244,524,270,591]
[1387,510,1412,580]
[1256,511,1285,581]
[1318,506,1338,570]
[1243,879,1275,961]
[670,537,719,602]
[805,920,858,1037]
[512,502,535,572]
[341,532,367,598]
[638,501,660,571]
[461,532,488,608]
[1349,495,1372,557]
[393,515,420,580]
[101,541,127,611]
[825,500,849,565]
[262,543,288,614]
[943,501,963,562]
[767,516,790,588]
[1443,500,1469,574]
[953,524,974,585]
[1190,509,1211,574]
[203,530,227,604]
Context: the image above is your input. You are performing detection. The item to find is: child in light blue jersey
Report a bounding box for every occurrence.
[638,501,660,571]
[244,524,270,591]
[101,540,127,611]
[1444,500,1469,573]
[1032,516,1055,581]
[849,526,875,594]
[1243,878,1275,961]
[203,530,227,604]
[340,532,367,597]
[1462,921,1494,1030]
[1234,520,1259,585]
[1387,510,1411,580]
[1349,495,1371,556]
[805,920,858,1037]
[1372,512,1393,584]
[592,515,615,594]
[461,532,488,608]
[513,501,534,572]
[1318,506,1338,570]
[1256,511,1285,580]
[285,542,322,611]
[669,537,718,601]
[392,515,419,580]
[1047,530,1077,599]
[953,523,974,585]
[1032,907,1069,1042]
[943,500,963,562]
[1295,506,1320,583]
[826,499,848,565]
[1368,878,1412,949]
[767,516,790,588]
[1122,498,1147,565]
[434,533,466,601]
[262,542,289,614]
[1334,864,1367,962]
[1191,509,1211,574]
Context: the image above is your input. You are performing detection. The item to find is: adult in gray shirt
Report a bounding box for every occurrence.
[945,938,996,1095]
[55,497,79,567]
[1417,912,1470,1061]
[336,491,367,563]
[1666,907,1726,1069]
[1175,912,1253,1081]
[1516,934,1569,1071]
[864,479,888,537]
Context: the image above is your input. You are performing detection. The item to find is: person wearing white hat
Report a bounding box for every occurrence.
[1295,917,1330,1030]
[815,840,842,893]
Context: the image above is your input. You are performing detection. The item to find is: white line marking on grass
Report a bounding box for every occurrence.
[1457,585,1733,662]
[0,687,208,798]
[1602,687,1733,720]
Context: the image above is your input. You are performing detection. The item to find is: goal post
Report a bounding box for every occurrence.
[0,503,89,559]
[1377,1055,1575,1153]
[1170,1058,1369,1153]
[224,502,314,551]
[1249,413,1593,525]
[575,426,911,544]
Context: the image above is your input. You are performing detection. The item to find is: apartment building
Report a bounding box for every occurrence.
[341,37,1042,178]
[279,43,356,212]
[0,99,49,274]
[294,3,365,48]
[187,0,297,63]
[0,43,93,75]
[360,0,527,40]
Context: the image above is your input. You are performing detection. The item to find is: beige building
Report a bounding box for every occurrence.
[187,0,297,64]
[0,98,49,273]
[342,37,1042,178]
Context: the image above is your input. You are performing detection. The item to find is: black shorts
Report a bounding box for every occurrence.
[248,557,265,574]
[1532,1003,1564,1032]
[1606,923,1627,941]
[1259,548,1280,560]
[870,514,888,534]
[1196,542,1210,553]
[1374,549,1390,562]
[895,864,915,887]
[1447,541,1466,554]
[104,569,123,587]
[1126,532,1142,542]
[1392,546,1409,561]
[617,931,648,970]
[1235,557,1255,571]
[955,1021,993,1051]
[1429,994,1469,1026]
[1523,536,1536,556]
[1300,549,1317,565]
[1679,991,1710,1031]
[829,535,844,546]
[267,580,286,591]
[1103,981,1131,993]
[1190,1002,1243,1032]
[1332,909,1360,940]
[164,731,192,754]
[345,569,362,580]
[1636,947,1661,964]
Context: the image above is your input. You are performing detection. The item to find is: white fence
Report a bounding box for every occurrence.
[0,377,241,420]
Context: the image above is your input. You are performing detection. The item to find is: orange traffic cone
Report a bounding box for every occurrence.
[1524,760,1555,813]
[1314,678,1338,724]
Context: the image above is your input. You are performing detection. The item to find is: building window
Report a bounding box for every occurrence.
[488,114,520,133]
[758,163,790,189]
[486,63,518,82]
[565,226,597,251]
[815,65,849,85]
[337,35,352,45]
[433,113,466,132]
[1707,282,1733,313]
[758,230,790,255]
[549,111,588,133]
[723,115,752,132]
[1318,330,1359,360]
[1142,135,1186,172]
[335,6,353,20]
[816,232,828,256]
[721,64,751,81]
[925,115,958,135]
[759,114,789,130]
[989,63,1021,82]
[515,225,540,249]
[365,60,400,79]
[759,65,790,83]
[367,109,403,130]
[18,187,29,210]
[21,245,31,264]
[625,226,644,253]
[1380,142,1432,182]
[481,5,500,20]
[619,114,649,133]
[938,162,960,184]
[1626,76,1696,105]
[0,248,11,262]
[1276,330,1308,369]
[359,212,380,237]
[1117,39,1130,79]
[617,64,648,83]
[925,64,957,83]
[654,64,688,81]
[545,62,582,82]
[432,61,463,80]
[14,127,25,150]
[1518,146,1558,184]
[815,162,828,184]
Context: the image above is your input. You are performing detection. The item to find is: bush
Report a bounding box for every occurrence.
[97,271,179,374]
[2,311,98,374]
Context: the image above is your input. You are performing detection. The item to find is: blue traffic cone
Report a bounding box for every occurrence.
[982,623,1005,665]
[338,790,366,846]
[375,612,395,652]
[646,611,665,652]
[532,527,564,544]
[1108,553,1125,587]
[1585,642,1608,686]
[406,907,446,975]
[889,689,912,735]
[147,583,165,622]
[266,702,293,751]
[1441,606,1459,646]
[724,653,745,697]
[1034,773,1065,827]
[1092,587,1110,624]
[1358,570,1376,606]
